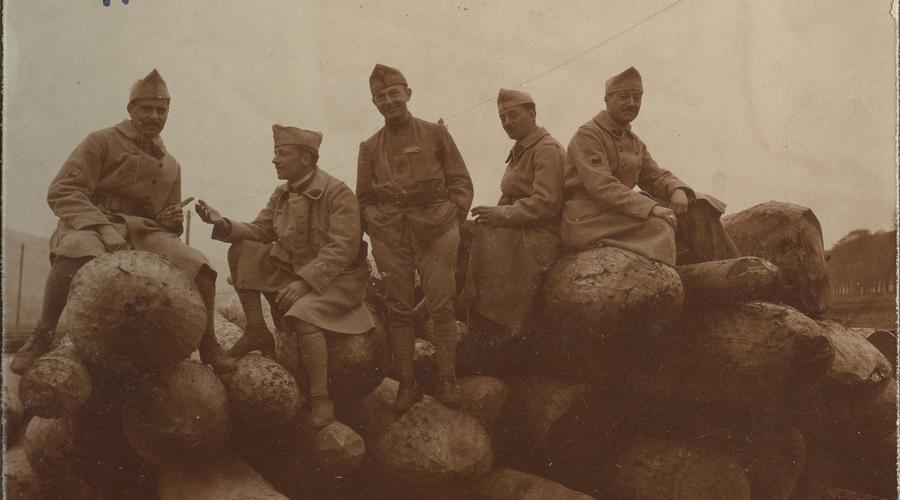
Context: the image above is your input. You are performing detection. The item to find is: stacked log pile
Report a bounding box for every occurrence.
[4,201,896,500]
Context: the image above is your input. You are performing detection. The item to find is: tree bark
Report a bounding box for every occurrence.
[158,452,288,500]
[472,468,596,500]
[675,256,781,307]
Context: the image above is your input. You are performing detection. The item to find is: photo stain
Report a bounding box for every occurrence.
[102,0,129,5]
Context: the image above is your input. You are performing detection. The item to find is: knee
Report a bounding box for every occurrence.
[54,256,93,281]
[429,305,455,325]
[285,317,319,334]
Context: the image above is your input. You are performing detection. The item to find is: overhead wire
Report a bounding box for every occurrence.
[218,0,687,209]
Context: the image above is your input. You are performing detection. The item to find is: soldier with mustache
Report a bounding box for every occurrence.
[562,67,739,266]
[11,69,236,375]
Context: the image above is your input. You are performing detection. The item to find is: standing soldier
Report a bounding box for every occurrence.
[357,64,474,413]
[467,89,564,338]
[195,125,374,427]
[11,69,236,375]
[562,67,740,265]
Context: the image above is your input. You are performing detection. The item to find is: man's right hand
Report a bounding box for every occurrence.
[650,205,678,230]
[195,200,224,226]
[97,225,129,251]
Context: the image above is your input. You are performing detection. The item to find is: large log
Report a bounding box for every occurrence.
[228,353,301,431]
[458,375,509,428]
[64,251,206,370]
[603,437,751,500]
[310,420,367,477]
[722,201,829,315]
[675,256,781,307]
[4,445,41,500]
[19,342,92,418]
[23,417,98,500]
[539,246,684,337]
[123,360,231,468]
[849,328,896,370]
[212,309,245,352]
[158,451,288,500]
[472,468,596,500]
[627,302,894,419]
[353,378,493,486]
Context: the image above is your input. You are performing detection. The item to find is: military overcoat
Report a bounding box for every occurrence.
[47,120,209,277]
[214,168,375,335]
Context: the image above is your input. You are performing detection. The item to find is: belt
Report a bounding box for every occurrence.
[375,190,449,208]
[92,192,155,219]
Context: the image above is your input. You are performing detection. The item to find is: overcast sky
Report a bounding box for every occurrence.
[3,0,897,265]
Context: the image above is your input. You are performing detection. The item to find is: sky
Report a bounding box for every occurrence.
[3,0,897,266]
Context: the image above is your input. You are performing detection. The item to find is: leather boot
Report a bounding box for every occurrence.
[297,330,334,427]
[229,288,275,358]
[199,331,237,374]
[11,326,53,375]
[432,320,461,409]
[390,325,422,415]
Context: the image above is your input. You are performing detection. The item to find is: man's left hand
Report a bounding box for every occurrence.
[669,190,689,215]
[276,280,311,309]
[157,205,184,231]
[471,206,501,225]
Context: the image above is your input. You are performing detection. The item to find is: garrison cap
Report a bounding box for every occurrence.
[273,125,323,153]
[605,67,643,96]
[497,88,535,113]
[369,64,408,94]
[129,69,170,104]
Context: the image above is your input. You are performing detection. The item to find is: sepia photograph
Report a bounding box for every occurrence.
[2,1,898,499]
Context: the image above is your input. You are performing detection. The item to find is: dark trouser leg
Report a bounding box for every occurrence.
[11,256,92,375]
[370,226,422,414]
[676,200,742,265]
[226,243,274,357]
[416,224,462,408]
[288,318,334,427]
[196,265,237,373]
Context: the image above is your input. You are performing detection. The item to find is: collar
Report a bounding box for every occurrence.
[279,167,327,200]
[506,126,550,163]
[385,111,413,130]
[115,119,167,154]
[593,111,633,138]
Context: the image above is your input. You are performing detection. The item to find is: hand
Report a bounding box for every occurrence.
[669,189,689,215]
[157,204,184,231]
[195,199,224,226]
[650,205,678,230]
[276,280,311,309]
[471,206,500,225]
[97,225,129,251]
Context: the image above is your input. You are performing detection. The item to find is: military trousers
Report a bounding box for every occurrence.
[370,221,460,329]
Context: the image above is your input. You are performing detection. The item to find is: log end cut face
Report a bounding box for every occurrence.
[228,354,301,431]
[123,361,231,468]
[65,251,207,370]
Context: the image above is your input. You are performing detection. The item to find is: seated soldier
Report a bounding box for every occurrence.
[11,69,235,375]
[466,89,564,337]
[562,67,740,265]
[195,125,375,427]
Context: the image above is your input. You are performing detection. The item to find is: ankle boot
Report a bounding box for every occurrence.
[390,325,422,415]
[199,332,237,374]
[11,326,53,375]
[297,330,334,427]
[435,376,462,409]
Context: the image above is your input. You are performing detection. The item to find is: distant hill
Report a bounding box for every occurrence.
[2,228,231,329]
